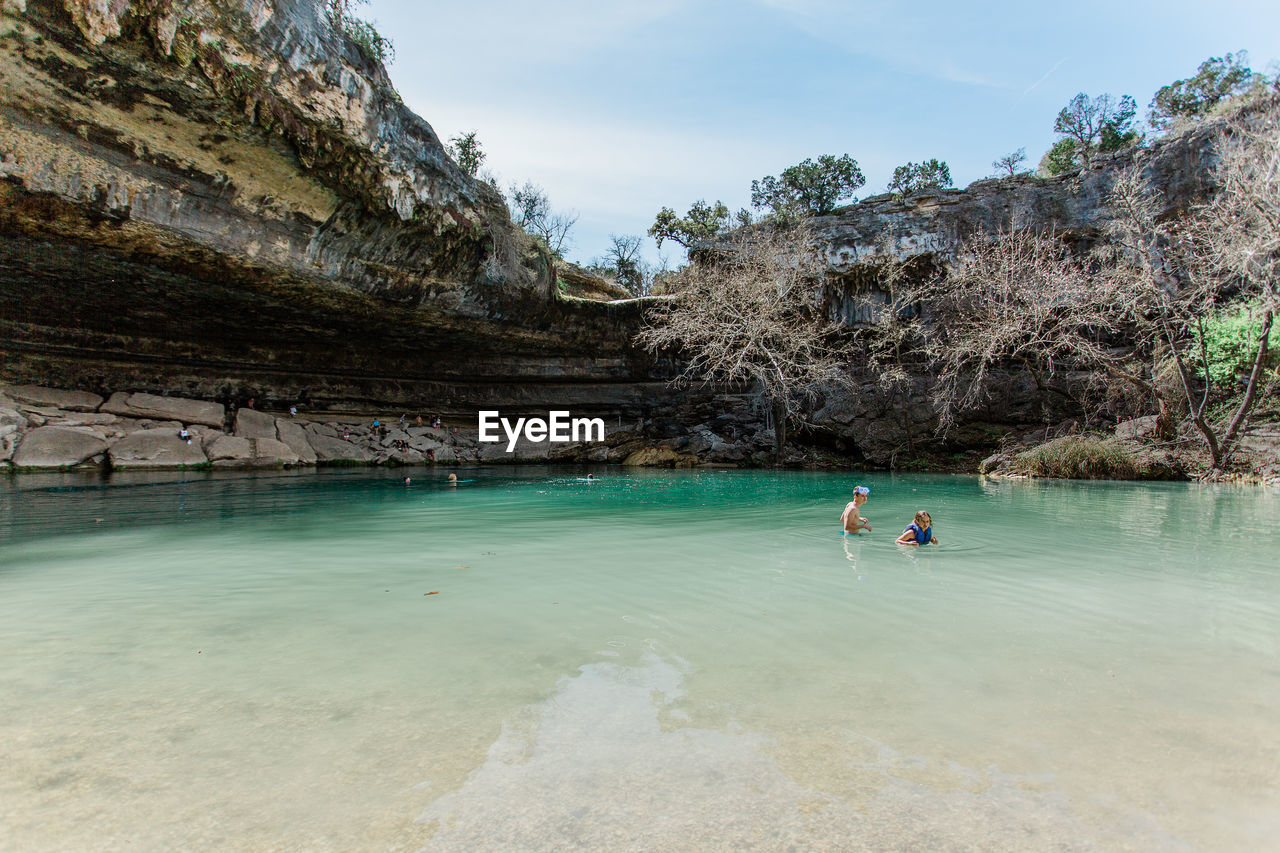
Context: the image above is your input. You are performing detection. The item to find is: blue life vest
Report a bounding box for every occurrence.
[904,523,932,544]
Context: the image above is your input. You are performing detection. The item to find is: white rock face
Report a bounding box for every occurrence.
[275,418,319,464]
[3,385,104,412]
[108,429,209,469]
[234,408,278,440]
[207,435,302,468]
[206,435,254,462]
[101,392,225,428]
[11,426,109,469]
[254,438,302,466]
[308,433,374,464]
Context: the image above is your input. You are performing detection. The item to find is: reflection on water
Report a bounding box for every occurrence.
[1,469,1278,851]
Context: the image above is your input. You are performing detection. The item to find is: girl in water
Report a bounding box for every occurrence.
[896,511,939,546]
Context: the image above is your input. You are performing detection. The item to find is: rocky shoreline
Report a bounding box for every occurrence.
[5,383,1275,482]
[0,384,813,472]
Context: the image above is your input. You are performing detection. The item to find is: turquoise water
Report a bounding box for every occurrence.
[1,468,1278,852]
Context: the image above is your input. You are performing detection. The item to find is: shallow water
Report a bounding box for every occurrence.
[1,468,1278,852]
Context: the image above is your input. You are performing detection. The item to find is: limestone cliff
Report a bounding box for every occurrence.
[0,0,665,415]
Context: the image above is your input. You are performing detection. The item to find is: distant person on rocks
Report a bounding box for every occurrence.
[434,416,442,429]
[416,415,423,427]
[289,405,298,417]
[246,397,255,409]
[178,428,191,444]
[896,511,939,546]
[399,413,408,428]
[372,419,381,429]
[841,486,872,535]
[342,426,351,440]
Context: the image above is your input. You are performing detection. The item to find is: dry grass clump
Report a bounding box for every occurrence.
[1012,434,1139,480]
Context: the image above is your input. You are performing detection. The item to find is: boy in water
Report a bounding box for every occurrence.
[840,486,872,534]
[896,511,939,546]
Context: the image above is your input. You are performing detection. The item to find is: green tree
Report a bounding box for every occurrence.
[1039,138,1079,176]
[1148,52,1257,131]
[1050,92,1139,170]
[447,131,485,177]
[750,154,865,220]
[649,199,730,250]
[887,159,952,197]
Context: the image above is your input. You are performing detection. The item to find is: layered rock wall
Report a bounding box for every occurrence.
[1,0,677,419]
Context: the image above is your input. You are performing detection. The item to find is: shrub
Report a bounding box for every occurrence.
[1193,303,1280,388]
[326,0,394,64]
[1012,435,1139,480]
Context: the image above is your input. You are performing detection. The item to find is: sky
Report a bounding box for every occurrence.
[366,0,1280,267]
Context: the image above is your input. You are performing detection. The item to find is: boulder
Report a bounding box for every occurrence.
[206,435,253,463]
[622,446,695,467]
[46,412,119,427]
[254,438,303,466]
[407,426,450,442]
[11,426,109,469]
[3,384,103,412]
[308,433,374,464]
[1,426,21,463]
[108,429,209,469]
[0,406,28,432]
[380,428,412,447]
[234,408,278,440]
[207,435,302,468]
[478,437,559,461]
[102,392,225,428]
[1115,416,1159,441]
[407,434,443,453]
[377,448,427,465]
[275,418,319,464]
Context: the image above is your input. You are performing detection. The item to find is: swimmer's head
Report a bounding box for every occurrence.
[448,473,457,483]
[914,511,932,527]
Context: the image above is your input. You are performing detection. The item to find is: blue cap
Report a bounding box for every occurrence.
[853,486,870,495]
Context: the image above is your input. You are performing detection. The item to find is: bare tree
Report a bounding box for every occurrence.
[991,148,1027,178]
[906,114,1279,472]
[508,181,578,258]
[904,226,1153,429]
[600,234,650,296]
[637,226,856,463]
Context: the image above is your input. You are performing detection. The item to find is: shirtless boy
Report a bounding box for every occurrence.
[841,486,872,534]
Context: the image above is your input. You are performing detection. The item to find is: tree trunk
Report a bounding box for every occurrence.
[1221,308,1275,456]
[772,399,787,466]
